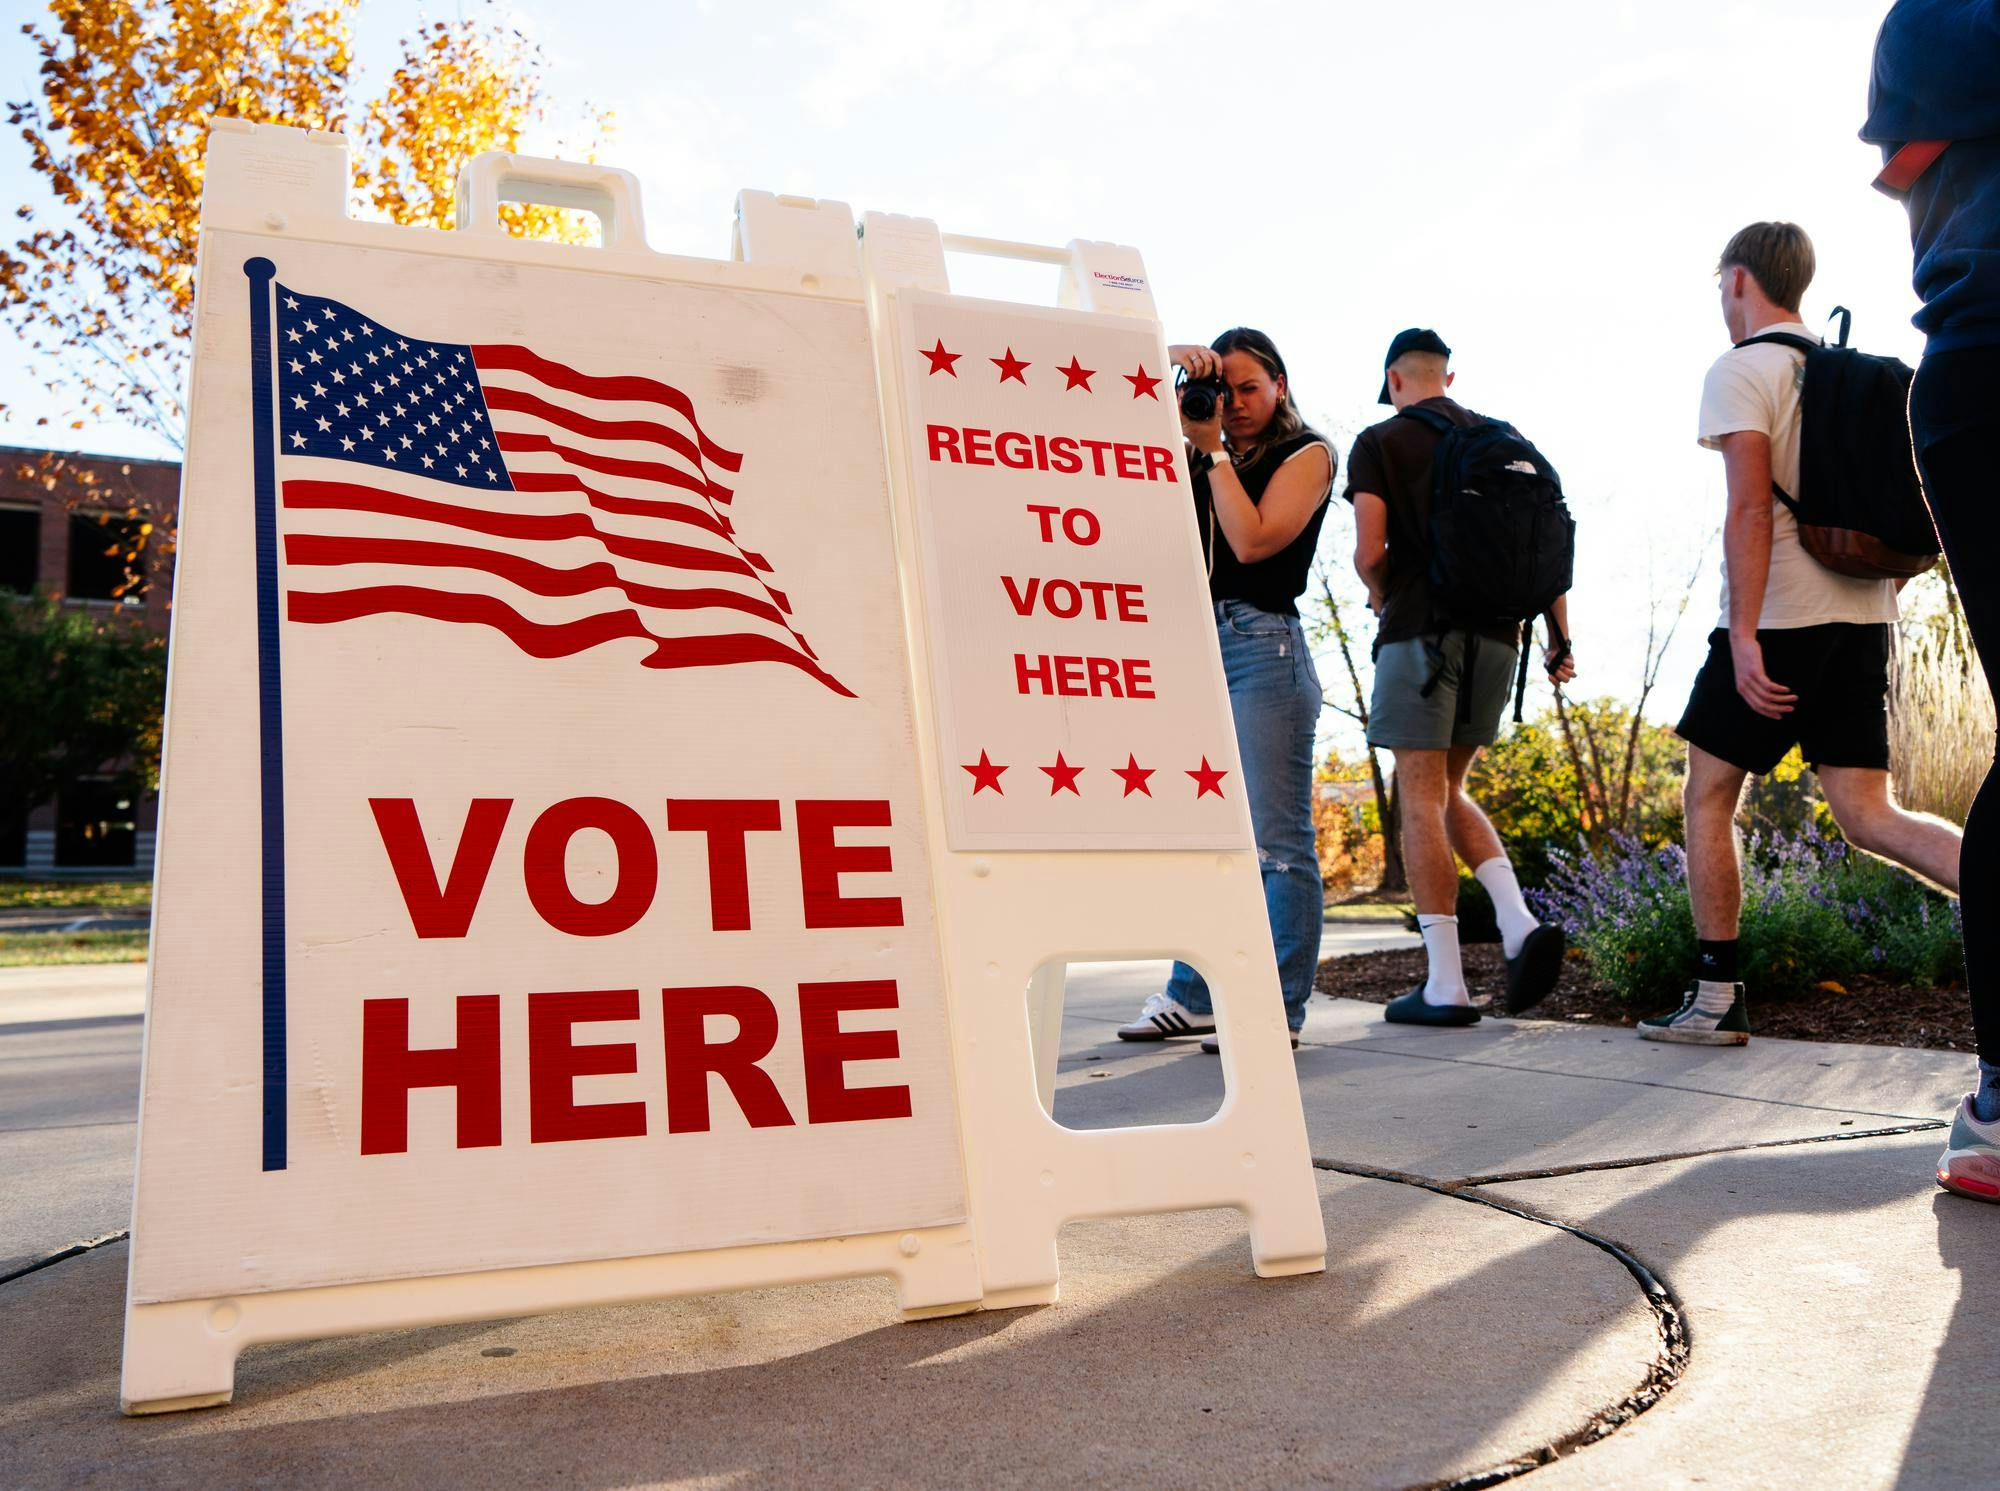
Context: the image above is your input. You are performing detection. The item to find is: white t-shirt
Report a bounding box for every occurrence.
[1697,323,1899,631]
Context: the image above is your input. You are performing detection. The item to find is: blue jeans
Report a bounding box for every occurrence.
[1166,600,1324,1031]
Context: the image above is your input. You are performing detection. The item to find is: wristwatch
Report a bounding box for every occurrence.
[1203,447,1230,473]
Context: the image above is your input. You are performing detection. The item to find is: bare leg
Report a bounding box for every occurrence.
[1817,766,1963,894]
[1444,743,1505,870]
[1394,749,1454,915]
[1685,745,1750,941]
[1393,748,1473,1010]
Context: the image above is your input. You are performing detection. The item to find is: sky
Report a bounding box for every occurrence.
[0,0,1925,751]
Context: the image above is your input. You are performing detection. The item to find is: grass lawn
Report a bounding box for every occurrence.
[0,930,150,967]
[0,879,153,911]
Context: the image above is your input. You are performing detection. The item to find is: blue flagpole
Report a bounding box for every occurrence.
[245,256,288,1172]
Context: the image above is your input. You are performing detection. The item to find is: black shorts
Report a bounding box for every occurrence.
[1675,624,1891,775]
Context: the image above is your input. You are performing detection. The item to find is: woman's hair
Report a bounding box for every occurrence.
[1210,326,1312,465]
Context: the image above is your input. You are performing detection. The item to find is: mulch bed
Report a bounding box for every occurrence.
[1317,941,1980,1053]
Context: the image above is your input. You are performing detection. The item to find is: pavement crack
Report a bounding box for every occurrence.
[1314,1157,1689,1490]
[0,1229,129,1290]
[1450,1120,1948,1187]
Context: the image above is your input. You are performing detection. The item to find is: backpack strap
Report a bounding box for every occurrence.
[1460,632,1479,728]
[1395,404,1457,435]
[1516,620,1572,725]
[1733,331,1821,355]
[1412,629,1486,729]
[1728,334,1820,515]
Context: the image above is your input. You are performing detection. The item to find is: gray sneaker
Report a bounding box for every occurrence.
[1637,984,1750,1045]
[1936,1097,2000,1202]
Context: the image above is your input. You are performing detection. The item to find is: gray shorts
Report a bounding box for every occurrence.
[1368,632,1520,750]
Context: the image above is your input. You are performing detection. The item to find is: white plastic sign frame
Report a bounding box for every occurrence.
[120,131,1325,1415]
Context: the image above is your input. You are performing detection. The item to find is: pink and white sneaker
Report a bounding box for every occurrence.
[1936,1097,2000,1203]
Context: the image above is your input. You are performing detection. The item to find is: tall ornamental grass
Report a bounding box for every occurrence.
[1890,579,1994,823]
[1533,831,1963,1005]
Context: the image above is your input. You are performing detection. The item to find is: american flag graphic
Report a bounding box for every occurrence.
[269,280,851,696]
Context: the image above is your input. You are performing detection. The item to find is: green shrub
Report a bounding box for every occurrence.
[1841,851,1966,987]
[1533,831,1961,1005]
[1735,833,1869,998]
[1467,701,1685,888]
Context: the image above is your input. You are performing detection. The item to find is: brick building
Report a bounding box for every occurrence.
[1,445,177,876]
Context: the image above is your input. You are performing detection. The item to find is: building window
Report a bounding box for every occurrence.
[67,511,146,602]
[57,778,137,868]
[0,505,38,594]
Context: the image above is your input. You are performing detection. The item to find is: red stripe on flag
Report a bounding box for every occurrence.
[283,478,759,581]
[506,469,733,539]
[471,344,743,473]
[283,533,791,627]
[496,430,733,505]
[287,586,853,696]
[480,384,729,494]
[501,468,793,617]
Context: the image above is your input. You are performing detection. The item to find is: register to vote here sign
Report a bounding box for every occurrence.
[898,294,1249,852]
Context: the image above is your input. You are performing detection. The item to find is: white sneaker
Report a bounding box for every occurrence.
[1116,992,1216,1042]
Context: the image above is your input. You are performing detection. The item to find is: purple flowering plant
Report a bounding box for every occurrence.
[1531,828,1962,1005]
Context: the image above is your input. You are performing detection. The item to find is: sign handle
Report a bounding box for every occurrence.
[452,152,649,252]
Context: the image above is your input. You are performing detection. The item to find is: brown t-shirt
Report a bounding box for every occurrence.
[1343,396,1520,647]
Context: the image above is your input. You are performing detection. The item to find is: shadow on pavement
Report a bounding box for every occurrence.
[1897,1193,1993,1491]
[1481,1137,1992,1491]
[0,1171,1654,1491]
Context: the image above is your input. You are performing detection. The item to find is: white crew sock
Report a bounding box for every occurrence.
[1417,914,1469,1006]
[1693,980,1738,1016]
[1474,855,1538,960]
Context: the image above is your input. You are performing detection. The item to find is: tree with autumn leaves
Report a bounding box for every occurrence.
[0,0,608,592]
[0,1,606,800]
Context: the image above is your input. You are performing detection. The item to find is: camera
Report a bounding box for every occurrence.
[1176,366,1226,423]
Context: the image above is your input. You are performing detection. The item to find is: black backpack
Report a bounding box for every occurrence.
[1399,405,1576,721]
[1735,308,1939,579]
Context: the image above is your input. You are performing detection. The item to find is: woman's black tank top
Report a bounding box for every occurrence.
[1193,429,1335,615]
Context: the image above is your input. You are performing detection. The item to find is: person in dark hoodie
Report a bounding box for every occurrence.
[1865,0,2000,1202]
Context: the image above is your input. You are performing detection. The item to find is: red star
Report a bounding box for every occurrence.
[1112,754,1155,797]
[922,339,961,377]
[1125,363,1161,399]
[1056,356,1095,391]
[961,750,1006,795]
[1041,752,1084,795]
[992,347,1031,384]
[1187,756,1228,798]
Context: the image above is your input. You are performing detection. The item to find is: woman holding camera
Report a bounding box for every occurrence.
[1117,328,1336,1051]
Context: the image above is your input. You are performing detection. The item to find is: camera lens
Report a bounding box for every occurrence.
[1179,380,1220,423]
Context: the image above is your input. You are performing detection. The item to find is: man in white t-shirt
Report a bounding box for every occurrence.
[1643,221,1963,1045]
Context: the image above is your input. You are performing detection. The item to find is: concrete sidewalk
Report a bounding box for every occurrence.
[0,952,1987,1489]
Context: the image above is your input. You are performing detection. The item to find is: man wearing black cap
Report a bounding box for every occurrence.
[1344,330,1576,1027]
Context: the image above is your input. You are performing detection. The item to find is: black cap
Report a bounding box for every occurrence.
[1377,327,1451,404]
